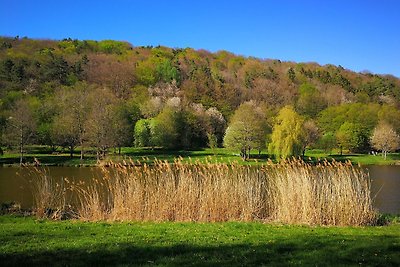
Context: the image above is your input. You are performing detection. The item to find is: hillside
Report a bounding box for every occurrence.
[1,36,400,158]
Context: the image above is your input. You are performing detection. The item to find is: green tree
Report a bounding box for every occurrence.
[150,107,180,149]
[134,119,151,147]
[268,106,304,159]
[223,102,269,160]
[296,83,327,118]
[335,122,367,154]
[319,132,337,154]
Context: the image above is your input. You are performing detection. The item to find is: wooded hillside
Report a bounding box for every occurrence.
[1,36,399,158]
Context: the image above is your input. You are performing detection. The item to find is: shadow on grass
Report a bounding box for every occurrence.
[0,155,98,166]
[122,148,206,158]
[1,234,399,266]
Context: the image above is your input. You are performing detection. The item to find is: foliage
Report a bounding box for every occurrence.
[134,119,151,147]
[336,122,369,153]
[1,37,400,157]
[268,106,304,159]
[150,107,180,148]
[318,132,337,153]
[296,83,326,117]
[223,102,269,160]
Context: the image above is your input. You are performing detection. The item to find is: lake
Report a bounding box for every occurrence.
[0,165,399,214]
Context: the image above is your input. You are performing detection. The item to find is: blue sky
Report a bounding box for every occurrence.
[2,0,400,77]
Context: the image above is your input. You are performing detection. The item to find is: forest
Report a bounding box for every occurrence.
[1,36,400,160]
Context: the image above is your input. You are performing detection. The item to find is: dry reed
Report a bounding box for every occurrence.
[25,166,72,219]
[29,159,377,226]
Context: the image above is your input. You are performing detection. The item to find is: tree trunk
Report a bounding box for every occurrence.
[241,149,246,161]
[69,145,74,158]
[19,128,23,165]
[80,141,84,161]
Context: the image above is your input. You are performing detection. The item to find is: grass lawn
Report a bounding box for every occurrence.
[0,215,399,266]
[1,146,400,166]
[304,149,400,165]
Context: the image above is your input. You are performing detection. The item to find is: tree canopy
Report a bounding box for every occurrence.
[1,37,400,159]
[223,102,269,160]
[268,106,304,159]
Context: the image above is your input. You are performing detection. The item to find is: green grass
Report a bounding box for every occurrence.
[304,149,400,166]
[0,215,399,266]
[1,146,400,166]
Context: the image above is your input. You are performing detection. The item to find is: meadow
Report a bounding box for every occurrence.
[1,215,399,266]
[1,146,400,166]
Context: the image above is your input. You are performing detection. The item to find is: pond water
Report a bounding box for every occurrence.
[0,165,399,214]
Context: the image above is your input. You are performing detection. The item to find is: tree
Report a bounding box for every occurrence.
[5,99,36,164]
[370,122,400,159]
[268,106,304,159]
[319,132,337,154]
[335,122,368,154]
[134,119,151,147]
[52,83,90,160]
[301,120,320,156]
[51,114,79,157]
[85,88,120,160]
[223,102,269,160]
[295,83,327,118]
[150,107,180,149]
[205,107,226,147]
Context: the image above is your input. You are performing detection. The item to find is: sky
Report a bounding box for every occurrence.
[1,0,400,77]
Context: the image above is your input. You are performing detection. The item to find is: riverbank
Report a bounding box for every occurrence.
[1,215,399,266]
[1,146,400,166]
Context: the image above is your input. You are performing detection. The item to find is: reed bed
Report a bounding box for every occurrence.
[25,166,71,219]
[29,159,377,226]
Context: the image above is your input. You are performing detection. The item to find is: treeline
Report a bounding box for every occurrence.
[0,36,400,159]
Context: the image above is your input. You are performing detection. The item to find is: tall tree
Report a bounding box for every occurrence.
[150,107,180,149]
[335,122,368,154]
[85,88,120,160]
[52,83,90,160]
[223,102,269,160]
[5,99,36,164]
[134,119,151,147]
[268,106,304,159]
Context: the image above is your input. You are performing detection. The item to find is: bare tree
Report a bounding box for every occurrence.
[301,120,321,156]
[5,99,36,164]
[52,83,90,161]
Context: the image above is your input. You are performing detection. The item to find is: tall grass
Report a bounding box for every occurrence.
[30,159,377,226]
[26,166,71,219]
